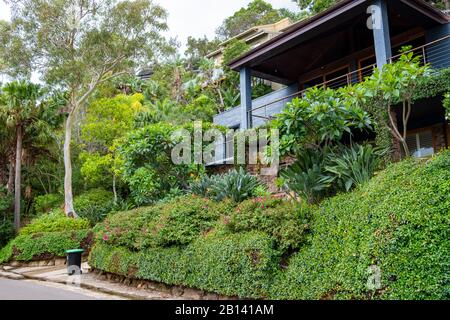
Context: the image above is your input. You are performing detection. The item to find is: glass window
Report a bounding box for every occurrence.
[405,131,434,158]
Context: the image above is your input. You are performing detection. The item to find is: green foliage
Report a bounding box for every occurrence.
[0,220,14,247]
[94,195,233,250]
[216,0,295,39]
[190,168,262,203]
[118,123,192,205]
[89,231,280,298]
[73,188,115,224]
[274,86,372,156]
[185,36,221,70]
[33,193,63,214]
[292,0,339,15]
[222,40,251,67]
[280,149,329,204]
[324,144,383,192]
[280,144,382,202]
[19,210,90,235]
[413,67,450,101]
[227,197,310,252]
[0,229,92,263]
[271,150,450,300]
[443,92,450,119]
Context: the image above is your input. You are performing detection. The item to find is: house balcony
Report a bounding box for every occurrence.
[210,34,450,165]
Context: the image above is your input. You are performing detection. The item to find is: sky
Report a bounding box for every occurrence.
[0,0,299,51]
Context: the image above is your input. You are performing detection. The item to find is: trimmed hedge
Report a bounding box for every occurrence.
[271,152,450,300]
[90,231,280,298]
[89,151,450,299]
[19,210,90,235]
[0,210,93,264]
[227,197,310,252]
[0,230,92,263]
[94,195,234,250]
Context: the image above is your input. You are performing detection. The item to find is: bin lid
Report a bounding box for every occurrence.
[66,249,84,254]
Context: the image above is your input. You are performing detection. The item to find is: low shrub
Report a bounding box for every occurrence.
[94,195,234,250]
[89,230,280,298]
[74,188,115,224]
[19,210,90,235]
[89,150,450,300]
[0,220,14,247]
[227,197,310,252]
[270,151,450,300]
[0,229,92,263]
[33,193,64,214]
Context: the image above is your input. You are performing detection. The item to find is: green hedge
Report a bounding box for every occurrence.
[90,231,280,298]
[0,210,93,264]
[94,195,234,250]
[19,210,90,235]
[0,230,92,263]
[271,151,450,300]
[89,151,450,299]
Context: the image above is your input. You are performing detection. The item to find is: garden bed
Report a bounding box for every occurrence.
[89,151,450,300]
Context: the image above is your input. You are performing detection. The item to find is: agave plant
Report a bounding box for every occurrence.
[280,149,330,204]
[189,175,215,198]
[324,143,382,191]
[210,168,261,203]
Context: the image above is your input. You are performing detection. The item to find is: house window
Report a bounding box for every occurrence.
[405,130,434,158]
[224,125,239,163]
[302,76,324,90]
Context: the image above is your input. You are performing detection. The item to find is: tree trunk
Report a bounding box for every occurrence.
[63,112,78,218]
[7,157,14,194]
[112,173,117,205]
[14,125,23,232]
[445,0,450,11]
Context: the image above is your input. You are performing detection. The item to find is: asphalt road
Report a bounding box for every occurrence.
[0,278,122,300]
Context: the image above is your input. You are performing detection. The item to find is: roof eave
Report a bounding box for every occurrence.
[229,0,449,71]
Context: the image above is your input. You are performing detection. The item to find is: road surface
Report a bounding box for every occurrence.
[0,278,124,300]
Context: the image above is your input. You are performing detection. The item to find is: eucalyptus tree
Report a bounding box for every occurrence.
[0,80,43,231]
[7,0,171,217]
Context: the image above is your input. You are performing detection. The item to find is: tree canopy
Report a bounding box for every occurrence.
[216,0,298,40]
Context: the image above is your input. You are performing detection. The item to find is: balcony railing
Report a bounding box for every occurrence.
[249,35,450,122]
[209,35,450,166]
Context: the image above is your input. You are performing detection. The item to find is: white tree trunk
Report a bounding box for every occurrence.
[112,173,117,205]
[14,125,22,232]
[63,112,78,218]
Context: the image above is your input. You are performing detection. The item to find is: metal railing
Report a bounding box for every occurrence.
[209,35,450,165]
[248,35,450,122]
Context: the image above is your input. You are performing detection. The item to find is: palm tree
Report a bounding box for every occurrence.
[0,80,43,232]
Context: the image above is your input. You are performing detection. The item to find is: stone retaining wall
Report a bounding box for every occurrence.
[92,269,239,300]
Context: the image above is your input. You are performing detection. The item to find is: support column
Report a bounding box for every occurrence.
[371,0,392,69]
[240,67,252,130]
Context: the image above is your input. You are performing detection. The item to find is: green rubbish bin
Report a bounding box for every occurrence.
[66,249,84,276]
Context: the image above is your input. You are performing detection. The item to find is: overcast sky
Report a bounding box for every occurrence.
[0,0,299,51]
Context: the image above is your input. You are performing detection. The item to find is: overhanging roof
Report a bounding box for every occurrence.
[229,0,449,71]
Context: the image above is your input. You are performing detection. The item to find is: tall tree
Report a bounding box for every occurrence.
[216,0,296,40]
[185,36,221,70]
[0,80,43,231]
[7,0,170,217]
